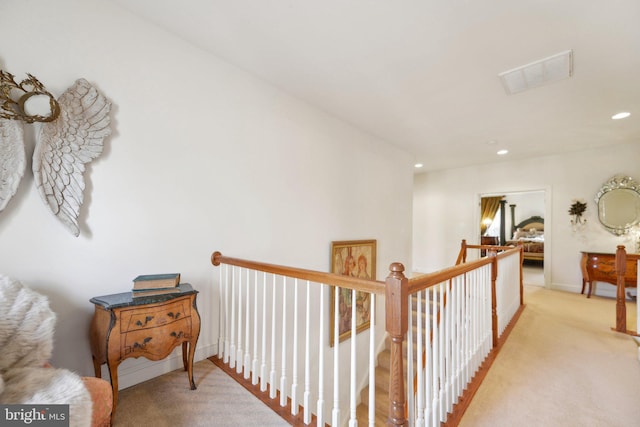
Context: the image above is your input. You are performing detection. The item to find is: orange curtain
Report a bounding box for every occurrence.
[480,196,504,235]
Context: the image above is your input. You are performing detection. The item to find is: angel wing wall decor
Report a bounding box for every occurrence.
[0,71,112,236]
[0,118,26,212]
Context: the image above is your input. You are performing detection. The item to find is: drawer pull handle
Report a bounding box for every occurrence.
[135,316,155,327]
[133,337,152,349]
[171,331,184,339]
[167,312,182,319]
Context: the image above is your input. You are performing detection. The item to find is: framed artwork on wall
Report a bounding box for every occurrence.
[330,239,376,346]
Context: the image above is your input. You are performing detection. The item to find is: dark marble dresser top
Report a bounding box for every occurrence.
[90,283,197,309]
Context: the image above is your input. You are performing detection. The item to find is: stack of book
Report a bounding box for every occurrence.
[132,273,181,298]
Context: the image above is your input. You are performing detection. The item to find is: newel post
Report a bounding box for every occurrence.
[615,245,627,332]
[456,239,468,265]
[385,262,408,427]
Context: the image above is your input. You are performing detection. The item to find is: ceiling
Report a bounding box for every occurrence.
[110,0,640,172]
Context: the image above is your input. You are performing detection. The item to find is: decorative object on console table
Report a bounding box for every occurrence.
[329,239,376,346]
[132,273,180,290]
[89,283,200,420]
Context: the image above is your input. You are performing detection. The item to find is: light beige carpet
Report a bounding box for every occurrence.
[113,359,289,426]
[460,285,640,427]
[113,284,639,427]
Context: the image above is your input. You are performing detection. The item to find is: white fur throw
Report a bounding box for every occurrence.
[0,275,92,427]
[0,275,56,371]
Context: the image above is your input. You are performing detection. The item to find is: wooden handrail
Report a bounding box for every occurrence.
[211,251,386,294]
[455,238,521,266]
[410,257,491,293]
[414,246,521,294]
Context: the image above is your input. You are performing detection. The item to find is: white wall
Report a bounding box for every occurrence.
[414,141,640,296]
[0,0,414,394]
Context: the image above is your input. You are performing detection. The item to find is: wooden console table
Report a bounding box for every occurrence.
[89,283,200,418]
[580,251,638,298]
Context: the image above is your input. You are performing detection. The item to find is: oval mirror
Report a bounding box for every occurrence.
[595,175,640,235]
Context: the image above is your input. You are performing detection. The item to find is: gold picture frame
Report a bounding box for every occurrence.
[330,239,376,346]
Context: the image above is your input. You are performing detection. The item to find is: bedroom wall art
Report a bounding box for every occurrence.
[0,71,112,236]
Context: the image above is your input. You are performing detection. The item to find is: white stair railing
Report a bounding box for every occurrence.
[406,247,522,426]
[214,260,382,426]
[211,247,523,426]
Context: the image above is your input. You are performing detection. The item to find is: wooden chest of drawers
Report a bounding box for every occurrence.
[89,284,200,418]
[580,251,638,298]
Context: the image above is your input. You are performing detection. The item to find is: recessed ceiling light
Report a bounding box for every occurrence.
[414,163,424,168]
[612,112,631,120]
[497,149,509,155]
[486,140,497,145]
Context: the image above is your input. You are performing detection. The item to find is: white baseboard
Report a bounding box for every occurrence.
[99,343,218,390]
[549,282,636,300]
[549,282,583,294]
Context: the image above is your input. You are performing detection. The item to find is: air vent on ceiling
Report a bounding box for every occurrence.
[498,50,573,95]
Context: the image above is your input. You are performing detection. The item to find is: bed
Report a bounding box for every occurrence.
[505,215,544,262]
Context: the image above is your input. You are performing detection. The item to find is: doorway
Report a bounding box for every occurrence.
[480,189,547,287]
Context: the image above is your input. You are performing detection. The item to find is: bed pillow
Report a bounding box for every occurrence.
[513,229,527,239]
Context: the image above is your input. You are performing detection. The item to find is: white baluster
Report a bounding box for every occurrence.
[236,267,243,374]
[462,274,468,391]
[252,270,259,385]
[280,276,288,407]
[368,293,376,427]
[260,271,268,392]
[229,267,236,369]
[218,265,225,359]
[444,279,451,415]
[406,292,414,425]
[349,289,357,427]
[304,280,311,425]
[451,277,458,404]
[244,269,251,379]
[291,278,299,415]
[458,276,464,398]
[470,274,476,372]
[270,274,277,399]
[331,287,340,427]
[316,284,325,427]
[463,272,469,386]
[416,290,424,427]
[439,282,445,422]
[424,288,432,426]
[431,284,439,427]
[484,266,491,355]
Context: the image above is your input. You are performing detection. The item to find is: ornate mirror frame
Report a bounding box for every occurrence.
[595,175,640,236]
